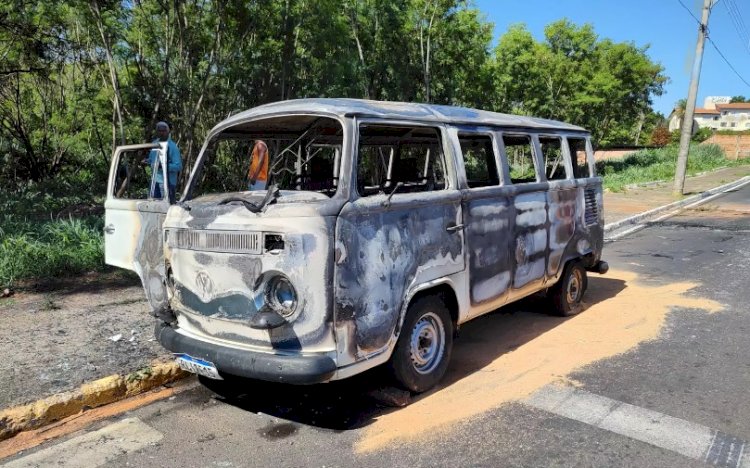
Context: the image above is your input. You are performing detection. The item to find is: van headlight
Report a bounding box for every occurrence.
[266,275,297,317]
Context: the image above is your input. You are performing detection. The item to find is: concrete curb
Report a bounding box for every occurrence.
[604,175,750,234]
[0,362,188,441]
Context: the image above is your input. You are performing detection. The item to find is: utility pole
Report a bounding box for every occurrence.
[674,0,713,196]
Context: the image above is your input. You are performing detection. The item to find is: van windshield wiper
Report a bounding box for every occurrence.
[257,183,280,212]
[218,196,261,212]
[217,184,279,213]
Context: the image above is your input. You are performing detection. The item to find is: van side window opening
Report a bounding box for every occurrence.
[504,134,537,184]
[459,133,499,188]
[113,150,157,200]
[357,125,446,196]
[190,116,343,199]
[567,137,591,179]
[539,136,567,181]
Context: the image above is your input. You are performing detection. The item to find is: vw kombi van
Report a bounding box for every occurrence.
[105,99,607,392]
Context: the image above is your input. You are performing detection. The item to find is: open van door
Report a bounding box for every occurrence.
[104,142,171,313]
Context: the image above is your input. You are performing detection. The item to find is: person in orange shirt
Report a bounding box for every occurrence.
[247,140,269,190]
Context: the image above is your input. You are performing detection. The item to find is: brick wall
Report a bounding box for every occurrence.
[703,135,750,159]
[592,149,637,161]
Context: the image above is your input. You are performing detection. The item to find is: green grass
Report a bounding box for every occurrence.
[0,215,105,288]
[597,144,749,192]
[0,172,108,288]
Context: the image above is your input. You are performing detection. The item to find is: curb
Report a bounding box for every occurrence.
[0,362,188,441]
[604,175,750,234]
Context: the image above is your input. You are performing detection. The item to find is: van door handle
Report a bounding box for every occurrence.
[446,223,465,233]
[103,224,115,234]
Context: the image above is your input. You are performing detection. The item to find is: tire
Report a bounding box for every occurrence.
[548,261,588,317]
[388,295,454,393]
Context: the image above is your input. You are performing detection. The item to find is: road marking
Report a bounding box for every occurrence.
[526,385,749,467]
[1,418,162,468]
[605,176,750,242]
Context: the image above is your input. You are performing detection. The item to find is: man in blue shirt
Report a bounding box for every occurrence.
[147,121,182,203]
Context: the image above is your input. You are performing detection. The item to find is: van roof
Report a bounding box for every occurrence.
[215,98,588,133]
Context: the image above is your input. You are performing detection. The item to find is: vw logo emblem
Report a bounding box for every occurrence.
[195,271,214,302]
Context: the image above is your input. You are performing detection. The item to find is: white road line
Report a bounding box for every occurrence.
[526,385,750,468]
[1,418,162,468]
[605,177,750,242]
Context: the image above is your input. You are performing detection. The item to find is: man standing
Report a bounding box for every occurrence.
[148,121,182,203]
[247,140,269,191]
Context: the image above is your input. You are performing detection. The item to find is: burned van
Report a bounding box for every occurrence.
[105,99,607,392]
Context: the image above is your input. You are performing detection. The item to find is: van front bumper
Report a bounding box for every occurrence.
[155,322,337,385]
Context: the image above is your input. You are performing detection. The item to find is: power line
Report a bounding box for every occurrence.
[675,0,750,89]
[677,0,702,25]
[724,0,750,54]
[707,37,750,88]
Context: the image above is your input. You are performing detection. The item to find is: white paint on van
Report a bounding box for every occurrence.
[472,271,511,303]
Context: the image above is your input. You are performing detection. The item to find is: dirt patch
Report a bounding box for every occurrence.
[0,278,172,409]
[355,269,723,453]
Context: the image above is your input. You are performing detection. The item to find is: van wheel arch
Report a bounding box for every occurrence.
[399,284,459,336]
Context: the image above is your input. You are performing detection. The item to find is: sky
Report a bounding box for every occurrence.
[474,0,750,116]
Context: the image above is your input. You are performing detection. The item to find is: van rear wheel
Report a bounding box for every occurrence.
[548,261,588,317]
[388,296,453,393]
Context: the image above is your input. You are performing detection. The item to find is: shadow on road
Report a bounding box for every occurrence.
[203,275,627,432]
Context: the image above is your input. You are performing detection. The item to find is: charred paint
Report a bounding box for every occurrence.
[463,195,513,306]
[104,99,605,385]
[334,192,464,364]
[163,204,338,354]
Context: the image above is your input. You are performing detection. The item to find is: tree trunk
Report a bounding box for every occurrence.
[90,1,126,145]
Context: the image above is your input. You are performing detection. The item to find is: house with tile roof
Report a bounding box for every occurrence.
[668,97,750,132]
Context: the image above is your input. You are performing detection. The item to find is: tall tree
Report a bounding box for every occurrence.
[487,20,666,146]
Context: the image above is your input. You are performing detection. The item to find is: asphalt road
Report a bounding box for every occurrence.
[3,183,750,468]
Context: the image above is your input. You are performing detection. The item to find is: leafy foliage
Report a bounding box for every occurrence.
[487,20,666,147]
[649,126,671,147]
[0,2,668,191]
[0,2,673,284]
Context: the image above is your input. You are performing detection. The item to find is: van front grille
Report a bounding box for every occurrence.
[584,188,599,226]
[166,229,262,254]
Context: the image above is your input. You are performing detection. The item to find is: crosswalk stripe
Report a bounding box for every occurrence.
[527,385,749,468]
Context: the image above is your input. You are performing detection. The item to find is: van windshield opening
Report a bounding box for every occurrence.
[189,116,343,201]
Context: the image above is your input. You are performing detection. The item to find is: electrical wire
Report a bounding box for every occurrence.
[707,37,750,88]
[675,0,750,89]
[724,0,750,54]
[677,0,702,25]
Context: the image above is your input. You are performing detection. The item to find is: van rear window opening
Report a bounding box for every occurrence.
[539,136,567,181]
[505,134,537,184]
[357,125,447,197]
[191,116,343,199]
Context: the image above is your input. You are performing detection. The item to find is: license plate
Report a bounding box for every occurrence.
[174,353,223,380]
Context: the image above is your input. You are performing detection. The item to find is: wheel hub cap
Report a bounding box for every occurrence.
[566,269,583,304]
[409,312,446,375]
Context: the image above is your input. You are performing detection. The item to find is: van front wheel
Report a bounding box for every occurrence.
[389,296,453,393]
[549,261,588,317]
